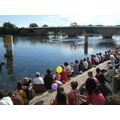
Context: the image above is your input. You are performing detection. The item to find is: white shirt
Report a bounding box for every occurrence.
[83,61,88,69]
[33,77,44,84]
[96,57,99,63]
[0,97,13,105]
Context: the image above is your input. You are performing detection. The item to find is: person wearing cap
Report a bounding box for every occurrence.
[32,72,45,93]
[33,72,44,85]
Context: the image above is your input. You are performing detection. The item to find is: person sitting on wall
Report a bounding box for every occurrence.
[105,64,115,84]
[79,60,84,73]
[91,55,96,65]
[32,72,45,93]
[44,69,54,90]
[16,81,29,105]
[54,71,63,85]
[33,72,44,85]
[83,58,88,71]
[50,86,68,105]
[96,74,112,97]
[68,81,81,105]
[0,89,13,105]
[87,57,92,69]
[8,91,24,105]
[60,65,69,84]
[64,62,73,77]
[71,60,80,75]
[80,78,105,105]
[79,71,98,95]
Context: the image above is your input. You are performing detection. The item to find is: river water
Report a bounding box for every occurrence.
[0,35,120,91]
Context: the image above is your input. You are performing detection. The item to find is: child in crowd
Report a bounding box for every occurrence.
[50,86,68,105]
[68,81,81,105]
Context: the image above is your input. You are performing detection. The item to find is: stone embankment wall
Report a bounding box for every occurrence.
[29,61,109,105]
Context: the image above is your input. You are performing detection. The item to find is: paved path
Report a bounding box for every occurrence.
[29,61,108,105]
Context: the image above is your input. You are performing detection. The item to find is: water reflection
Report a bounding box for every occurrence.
[3,36,15,81]
[6,57,15,81]
[84,36,88,55]
[97,38,117,47]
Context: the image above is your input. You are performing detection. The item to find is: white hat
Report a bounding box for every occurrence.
[36,72,40,76]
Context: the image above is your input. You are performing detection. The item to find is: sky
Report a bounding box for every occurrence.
[0,15,120,27]
[0,0,120,27]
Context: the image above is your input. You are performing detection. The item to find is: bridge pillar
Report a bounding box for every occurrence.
[4,35,14,57]
[102,35,112,39]
[68,33,78,38]
[4,35,15,80]
[84,33,88,54]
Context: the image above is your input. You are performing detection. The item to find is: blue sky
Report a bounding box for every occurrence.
[1,15,120,27]
[0,15,71,27]
[0,0,120,27]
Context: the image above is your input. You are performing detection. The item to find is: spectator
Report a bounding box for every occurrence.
[83,58,88,71]
[60,65,68,84]
[91,55,96,65]
[17,82,29,105]
[87,57,92,69]
[9,91,24,105]
[95,68,101,78]
[44,69,54,89]
[79,60,84,73]
[72,60,79,74]
[33,72,44,85]
[110,55,116,67]
[105,64,115,84]
[96,74,112,97]
[79,71,98,95]
[68,81,81,105]
[64,62,73,77]
[50,86,68,105]
[85,78,105,105]
[0,89,13,105]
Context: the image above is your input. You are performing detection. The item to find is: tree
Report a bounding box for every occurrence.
[70,22,78,27]
[1,22,18,35]
[29,23,38,28]
[42,24,48,27]
[88,24,93,26]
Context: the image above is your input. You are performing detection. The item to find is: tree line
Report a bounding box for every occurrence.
[0,22,49,36]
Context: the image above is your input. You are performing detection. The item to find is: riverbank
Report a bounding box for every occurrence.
[29,60,109,105]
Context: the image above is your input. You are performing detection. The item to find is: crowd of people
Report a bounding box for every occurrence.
[1,46,120,105]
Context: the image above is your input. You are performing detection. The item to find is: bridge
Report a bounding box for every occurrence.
[19,26,120,38]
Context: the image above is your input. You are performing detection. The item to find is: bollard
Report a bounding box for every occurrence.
[4,35,14,57]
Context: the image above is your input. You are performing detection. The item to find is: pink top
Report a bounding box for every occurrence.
[68,89,81,105]
[55,74,61,81]
[89,92,105,105]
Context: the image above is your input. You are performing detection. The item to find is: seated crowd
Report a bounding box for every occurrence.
[1,46,120,105]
